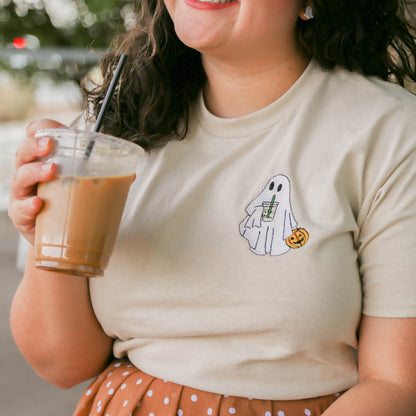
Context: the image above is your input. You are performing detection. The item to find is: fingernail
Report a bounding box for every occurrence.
[41,163,53,172]
[26,120,36,129]
[37,137,49,148]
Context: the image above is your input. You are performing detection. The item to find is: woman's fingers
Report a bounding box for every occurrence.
[15,119,67,169]
[11,161,56,199]
[26,118,67,137]
[9,161,57,244]
[8,196,43,244]
[9,118,67,244]
[15,136,52,169]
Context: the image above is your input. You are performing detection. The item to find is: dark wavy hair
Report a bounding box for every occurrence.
[82,0,416,150]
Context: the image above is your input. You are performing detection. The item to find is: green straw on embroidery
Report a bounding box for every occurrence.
[266,194,276,218]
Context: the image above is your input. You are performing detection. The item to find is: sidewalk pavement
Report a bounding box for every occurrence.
[0,213,90,415]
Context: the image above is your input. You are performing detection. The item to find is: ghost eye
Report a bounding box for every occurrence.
[277,184,283,192]
[269,182,275,191]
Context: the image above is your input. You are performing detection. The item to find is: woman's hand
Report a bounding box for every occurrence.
[8,119,67,245]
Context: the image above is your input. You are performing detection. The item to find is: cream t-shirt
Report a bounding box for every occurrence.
[88,60,416,400]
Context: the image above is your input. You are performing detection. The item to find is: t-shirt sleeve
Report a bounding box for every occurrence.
[358,150,416,318]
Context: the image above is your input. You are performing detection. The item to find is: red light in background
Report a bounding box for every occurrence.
[13,38,27,49]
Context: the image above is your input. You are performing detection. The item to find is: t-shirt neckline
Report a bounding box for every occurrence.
[194,59,324,139]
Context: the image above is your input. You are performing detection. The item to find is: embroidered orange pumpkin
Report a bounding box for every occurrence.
[285,228,309,248]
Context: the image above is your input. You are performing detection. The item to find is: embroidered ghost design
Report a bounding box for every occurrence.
[239,175,301,256]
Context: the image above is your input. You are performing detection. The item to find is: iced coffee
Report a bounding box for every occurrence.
[34,129,144,277]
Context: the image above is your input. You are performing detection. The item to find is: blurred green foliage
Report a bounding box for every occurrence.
[0,0,137,82]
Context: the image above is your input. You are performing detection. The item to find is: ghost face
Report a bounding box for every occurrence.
[163,0,306,61]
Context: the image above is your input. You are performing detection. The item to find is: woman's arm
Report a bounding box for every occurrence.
[10,248,113,389]
[322,315,416,415]
[9,119,113,389]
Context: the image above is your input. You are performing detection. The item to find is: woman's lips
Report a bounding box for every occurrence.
[184,0,238,11]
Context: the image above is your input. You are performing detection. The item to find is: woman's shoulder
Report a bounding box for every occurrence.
[304,64,416,189]
[311,63,416,152]
[322,63,416,118]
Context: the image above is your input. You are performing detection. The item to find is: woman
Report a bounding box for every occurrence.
[8,1,416,415]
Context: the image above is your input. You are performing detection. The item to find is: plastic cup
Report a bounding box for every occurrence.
[34,128,144,277]
[261,201,278,222]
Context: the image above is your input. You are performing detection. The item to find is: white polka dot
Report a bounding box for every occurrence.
[177,410,183,416]
[164,379,168,383]
[265,412,271,416]
[121,384,127,390]
[107,372,112,378]
[164,397,170,405]
[229,407,236,414]
[207,409,213,415]
[108,388,114,395]
[137,379,143,385]
[191,394,198,402]
[304,409,311,416]
[123,371,130,376]
[147,390,153,397]
[123,400,128,407]
[114,363,121,367]
[224,395,230,397]
[97,406,102,412]
[106,381,112,388]
[149,413,154,416]
[248,398,253,401]
[85,389,92,396]
[97,401,102,407]
[105,414,110,416]
[137,403,142,408]
[334,393,340,397]
[278,412,285,416]
[127,364,133,367]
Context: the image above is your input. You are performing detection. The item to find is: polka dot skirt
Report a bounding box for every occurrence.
[74,360,342,416]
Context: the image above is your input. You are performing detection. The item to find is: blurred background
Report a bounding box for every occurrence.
[1,1,135,414]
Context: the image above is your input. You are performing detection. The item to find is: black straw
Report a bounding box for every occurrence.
[84,53,127,159]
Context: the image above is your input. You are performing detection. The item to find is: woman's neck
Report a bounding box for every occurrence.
[202,51,310,118]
